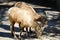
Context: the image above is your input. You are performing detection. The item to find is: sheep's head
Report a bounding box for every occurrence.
[35,15,48,28]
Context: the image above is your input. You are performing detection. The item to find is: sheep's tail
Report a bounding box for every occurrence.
[14,1,26,8]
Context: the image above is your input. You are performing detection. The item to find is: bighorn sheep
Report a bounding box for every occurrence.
[15,2,48,32]
[8,2,48,39]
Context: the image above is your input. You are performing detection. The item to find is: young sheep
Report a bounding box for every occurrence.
[8,7,42,39]
[15,2,48,34]
[15,2,41,32]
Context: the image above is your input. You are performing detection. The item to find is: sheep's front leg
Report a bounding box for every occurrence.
[35,26,42,40]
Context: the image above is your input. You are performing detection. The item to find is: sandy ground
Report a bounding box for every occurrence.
[0,2,60,40]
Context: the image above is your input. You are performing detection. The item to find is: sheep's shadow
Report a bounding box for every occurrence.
[0,32,13,38]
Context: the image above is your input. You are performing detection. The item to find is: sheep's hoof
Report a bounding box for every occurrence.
[19,35,22,40]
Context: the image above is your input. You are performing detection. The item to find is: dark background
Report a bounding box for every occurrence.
[0,0,57,8]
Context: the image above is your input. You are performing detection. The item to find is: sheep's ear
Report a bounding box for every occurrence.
[41,16,48,25]
[34,16,41,21]
[34,15,47,22]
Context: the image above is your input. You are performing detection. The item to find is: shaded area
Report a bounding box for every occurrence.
[0,7,9,22]
[34,8,56,15]
[0,6,20,32]
[0,0,58,10]
[22,0,57,8]
[0,24,20,32]
[0,7,19,39]
[43,19,60,37]
[0,32,13,38]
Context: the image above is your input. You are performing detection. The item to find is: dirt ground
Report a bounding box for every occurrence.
[0,2,60,40]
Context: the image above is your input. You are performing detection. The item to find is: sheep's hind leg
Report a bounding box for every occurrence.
[10,22,18,39]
